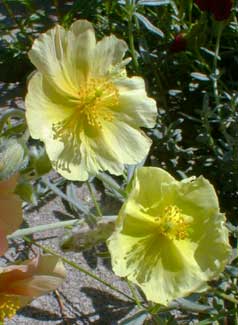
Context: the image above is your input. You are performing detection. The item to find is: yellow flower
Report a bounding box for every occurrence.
[0,255,66,322]
[0,174,22,255]
[26,20,157,181]
[107,167,231,305]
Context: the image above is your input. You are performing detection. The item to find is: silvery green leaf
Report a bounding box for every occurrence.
[173,298,216,314]
[134,12,164,37]
[138,0,170,6]
[119,310,149,324]
[200,47,221,60]
[191,72,210,81]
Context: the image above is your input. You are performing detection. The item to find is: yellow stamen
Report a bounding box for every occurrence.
[76,78,118,128]
[51,78,119,171]
[0,295,21,321]
[156,205,189,240]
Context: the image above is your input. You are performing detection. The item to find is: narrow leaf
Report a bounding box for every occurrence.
[134,12,164,37]
[119,310,149,325]
[138,0,170,6]
[191,72,210,81]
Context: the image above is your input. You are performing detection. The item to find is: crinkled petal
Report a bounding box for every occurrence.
[26,72,76,140]
[193,213,231,277]
[92,35,128,76]
[67,20,96,85]
[108,167,231,305]
[99,120,152,165]
[127,167,176,210]
[43,125,124,181]
[108,224,207,305]
[78,121,152,179]
[29,25,76,95]
[174,176,219,218]
[115,199,158,235]
[173,176,222,238]
[113,77,157,128]
[28,20,96,95]
[42,120,152,181]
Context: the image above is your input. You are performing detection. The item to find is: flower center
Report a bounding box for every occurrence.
[53,77,119,139]
[0,295,21,321]
[76,78,119,128]
[156,205,189,240]
[51,78,119,172]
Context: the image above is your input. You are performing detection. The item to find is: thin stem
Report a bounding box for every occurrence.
[87,181,103,218]
[24,236,135,302]
[216,291,238,305]
[126,0,139,71]
[213,23,223,106]
[8,219,80,239]
[96,173,126,199]
[127,280,143,308]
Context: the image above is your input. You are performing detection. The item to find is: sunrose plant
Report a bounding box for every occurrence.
[26,20,157,181]
[0,174,22,255]
[108,167,231,305]
[0,255,66,321]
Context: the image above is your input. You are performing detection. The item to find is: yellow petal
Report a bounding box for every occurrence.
[108,167,231,305]
[29,25,76,95]
[26,72,76,140]
[100,120,152,165]
[68,20,96,84]
[28,20,96,95]
[114,77,157,128]
[93,35,128,76]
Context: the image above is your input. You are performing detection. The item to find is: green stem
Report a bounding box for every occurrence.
[87,181,103,218]
[127,280,143,308]
[213,23,223,106]
[8,219,80,239]
[216,291,238,305]
[126,0,139,71]
[24,236,135,302]
[96,173,127,198]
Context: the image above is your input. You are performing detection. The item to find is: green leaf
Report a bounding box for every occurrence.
[134,12,164,37]
[137,0,170,6]
[31,147,52,176]
[119,310,149,324]
[15,181,37,204]
[191,72,210,81]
